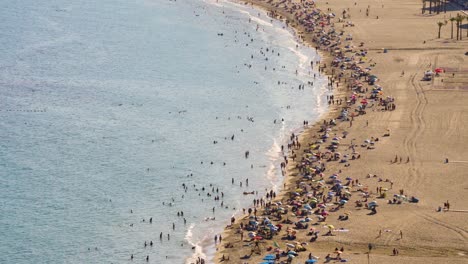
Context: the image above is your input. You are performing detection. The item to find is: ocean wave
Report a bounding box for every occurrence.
[184,223,207,264]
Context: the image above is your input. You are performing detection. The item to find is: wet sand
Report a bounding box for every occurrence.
[213,0,468,263]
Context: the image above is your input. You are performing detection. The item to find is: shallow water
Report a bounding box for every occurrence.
[0,0,327,263]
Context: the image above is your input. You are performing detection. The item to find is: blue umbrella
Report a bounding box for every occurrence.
[306,259,318,263]
[263,254,275,260]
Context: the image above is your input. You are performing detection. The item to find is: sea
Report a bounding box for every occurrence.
[0,0,327,263]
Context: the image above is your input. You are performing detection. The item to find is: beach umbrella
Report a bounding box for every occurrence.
[259,262,274,264]
[306,259,318,263]
[435,68,444,73]
[286,243,295,248]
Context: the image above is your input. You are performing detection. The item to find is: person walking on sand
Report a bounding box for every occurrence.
[400,230,403,239]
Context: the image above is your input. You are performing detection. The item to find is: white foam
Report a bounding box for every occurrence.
[209,0,274,27]
[184,224,207,264]
[202,0,224,8]
[265,138,282,189]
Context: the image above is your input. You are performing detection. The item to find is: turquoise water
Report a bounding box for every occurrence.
[0,0,326,263]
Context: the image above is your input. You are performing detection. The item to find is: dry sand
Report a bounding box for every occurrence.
[212,0,468,263]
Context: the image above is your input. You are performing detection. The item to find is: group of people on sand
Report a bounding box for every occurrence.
[210,0,439,262]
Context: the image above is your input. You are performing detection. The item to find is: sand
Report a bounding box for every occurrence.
[212,0,468,263]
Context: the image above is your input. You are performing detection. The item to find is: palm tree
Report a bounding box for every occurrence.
[466,16,468,38]
[437,21,446,38]
[449,17,456,39]
[465,15,468,38]
[455,14,464,40]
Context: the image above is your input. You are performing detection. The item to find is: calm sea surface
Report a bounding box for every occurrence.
[0,0,327,263]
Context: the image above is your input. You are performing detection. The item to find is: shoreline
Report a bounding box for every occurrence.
[211,0,346,262]
[213,0,468,263]
[186,1,332,263]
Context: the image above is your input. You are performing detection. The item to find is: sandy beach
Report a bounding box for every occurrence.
[212,0,468,263]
